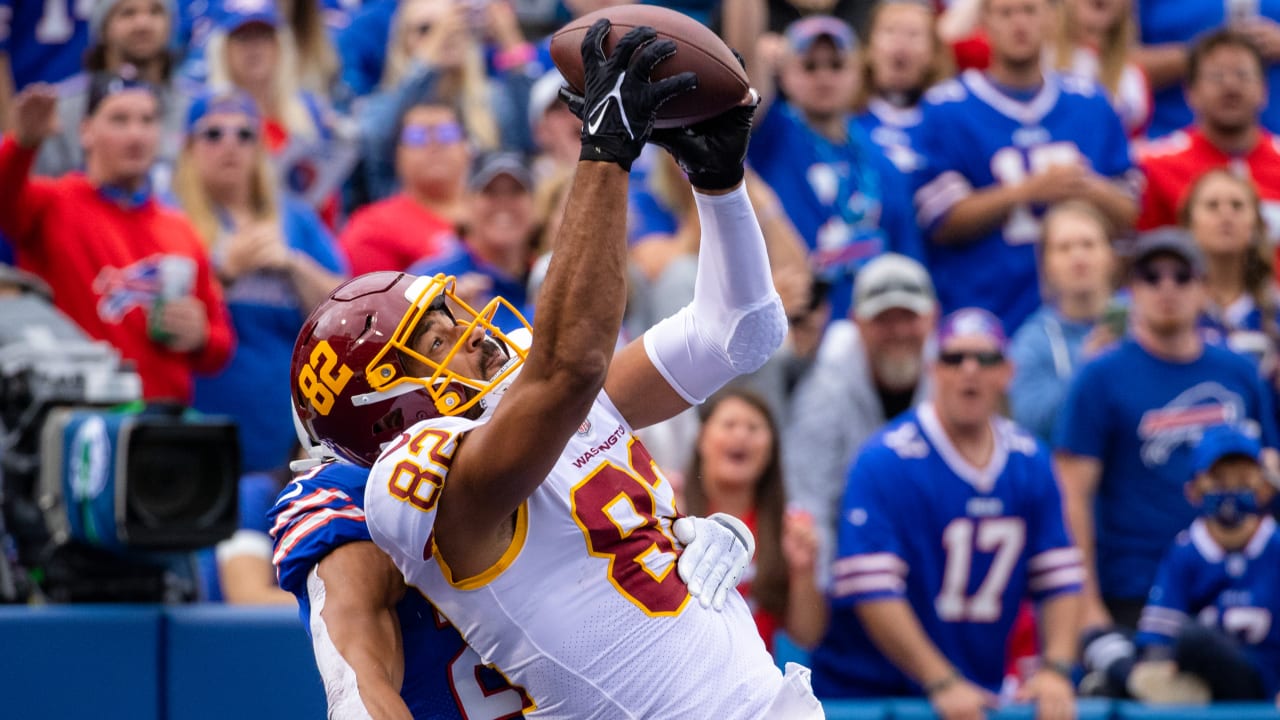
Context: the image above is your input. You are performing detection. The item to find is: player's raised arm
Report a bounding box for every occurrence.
[432,21,696,577]
[601,88,788,430]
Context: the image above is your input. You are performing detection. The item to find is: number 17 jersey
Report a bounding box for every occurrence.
[364,388,785,719]
[811,403,1083,697]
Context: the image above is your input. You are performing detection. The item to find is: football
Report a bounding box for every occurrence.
[550,5,751,129]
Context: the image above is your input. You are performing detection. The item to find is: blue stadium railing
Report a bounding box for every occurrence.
[1,605,1277,720]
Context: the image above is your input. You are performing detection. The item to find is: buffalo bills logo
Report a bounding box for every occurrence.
[94,256,165,322]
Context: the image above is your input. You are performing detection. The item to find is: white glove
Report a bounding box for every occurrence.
[672,512,756,611]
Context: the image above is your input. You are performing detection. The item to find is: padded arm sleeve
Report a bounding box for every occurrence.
[643,184,786,404]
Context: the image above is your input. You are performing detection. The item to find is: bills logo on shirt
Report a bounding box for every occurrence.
[93,255,195,323]
[1137,382,1252,466]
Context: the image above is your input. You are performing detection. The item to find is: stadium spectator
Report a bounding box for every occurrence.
[1056,228,1280,632]
[526,68,581,181]
[204,0,355,221]
[1180,169,1280,372]
[0,77,233,403]
[1084,424,1280,704]
[853,0,954,178]
[1138,30,1280,243]
[172,91,347,474]
[746,14,923,322]
[351,0,526,203]
[1009,201,1120,444]
[784,253,936,589]
[1048,0,1150,136]
[1134,0,1280,139]
[683,388,826,651]
[408,152,535,333]
[35,0,189,191]
[338,96,465,276]
[913,0,1136,333]
[811,307,1082,720]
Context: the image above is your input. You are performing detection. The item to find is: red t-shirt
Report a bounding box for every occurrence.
[1137,127,1280,234]
[339,194,460,277]
[0,136,235,403]
[731,509,782,652]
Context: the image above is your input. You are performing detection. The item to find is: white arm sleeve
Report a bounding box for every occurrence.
[643,184,787,404]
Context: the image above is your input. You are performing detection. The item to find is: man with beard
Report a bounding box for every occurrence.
[1138,30,1280,242]
[785,253,936,590]
[34,0,191,190]
[913,0,1137,333]
[1057,229,1280,634]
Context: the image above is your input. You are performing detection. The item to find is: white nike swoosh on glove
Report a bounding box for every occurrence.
[586,72,634,139]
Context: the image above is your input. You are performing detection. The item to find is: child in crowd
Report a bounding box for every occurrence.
[1084,424,1280,704]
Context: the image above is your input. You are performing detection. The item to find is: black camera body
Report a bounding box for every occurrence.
[0,294,239,602]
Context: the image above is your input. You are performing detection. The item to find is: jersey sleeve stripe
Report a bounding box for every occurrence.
[832,553,909,578]
[270,488,355,538]
[1028,547,1083,573]
[831,572,907,599]
[1137,611,1184,637]
[1027,566,1085,593]
[272,507,367,566]
[914,171,971,228]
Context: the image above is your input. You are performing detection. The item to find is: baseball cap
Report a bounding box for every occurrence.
[185,91,260,134]
[86,69,161,117]
[469,152,533,192]
[1193,424,1262,475]
[528,69,568,135]
[785,15,857,54]
[936,307,1008,353]
[1131,227,1205,278]
[217,0,281,32]
[854,253,936,320]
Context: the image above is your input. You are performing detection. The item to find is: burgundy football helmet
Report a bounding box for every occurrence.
[291,272,531,466]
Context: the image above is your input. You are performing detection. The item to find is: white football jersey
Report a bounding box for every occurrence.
[364,385,785,718]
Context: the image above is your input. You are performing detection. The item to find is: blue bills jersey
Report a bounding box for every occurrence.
[0,0,91,88]
[748,98,923,321]
[1137,517,1280,697]
[269,460,528,720]
[913,69,1135,332]
[812,403,1082,697]
[1055,339,1280,600]
[856,98,927,179]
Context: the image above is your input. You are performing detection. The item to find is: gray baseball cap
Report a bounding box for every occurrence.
[854,254,936,320]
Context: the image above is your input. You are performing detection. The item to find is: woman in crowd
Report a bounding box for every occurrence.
[683,389,826,652]
[354,0,534,202]
[853,0,954,177]
[280,0,341,97]
[1048,0,1150,136]
[1181,169,1280,375]
[1008,200,1120,443]
[172,91,347,475]
[205,1,354,224]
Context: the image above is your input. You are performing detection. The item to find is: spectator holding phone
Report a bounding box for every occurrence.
[1009,201,1121,444]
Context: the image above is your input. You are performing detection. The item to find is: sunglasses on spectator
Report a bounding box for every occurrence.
[801,58,846,73]
[1135,265,1194,287]
[401,122,465,147]
[196,125,257,145]
[938,350,1005,367]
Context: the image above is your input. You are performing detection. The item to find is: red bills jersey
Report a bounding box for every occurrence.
[1137,128,1280,242]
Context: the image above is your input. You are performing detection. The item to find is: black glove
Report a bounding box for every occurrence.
[650,48,755,191]
[649,93,757,191]
[560,19,697,172]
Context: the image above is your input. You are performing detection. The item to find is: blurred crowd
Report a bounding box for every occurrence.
[5,0,1280,710]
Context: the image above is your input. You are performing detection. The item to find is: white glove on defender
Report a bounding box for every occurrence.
[673,513,756,611]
